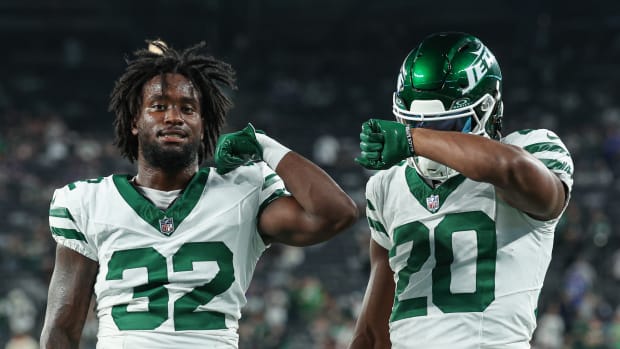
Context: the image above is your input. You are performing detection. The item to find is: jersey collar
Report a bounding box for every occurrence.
[405,166,466,213]
[112,168,210,235]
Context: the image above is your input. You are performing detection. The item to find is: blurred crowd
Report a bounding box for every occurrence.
[3,4,620,348]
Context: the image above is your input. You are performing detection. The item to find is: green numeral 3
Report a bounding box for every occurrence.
[106,242,235,331]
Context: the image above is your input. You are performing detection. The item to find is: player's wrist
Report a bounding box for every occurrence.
[255,133,291,169]
[404,124,415,157]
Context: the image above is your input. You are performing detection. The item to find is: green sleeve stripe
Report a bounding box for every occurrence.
[258,189,289,217]
[51,227,87,242]
[367,217,388,237]
[524,142,569,157]
[540,159,573,176]
[262,173,279,190]
[49,207,75,222]
[366,199,376,211]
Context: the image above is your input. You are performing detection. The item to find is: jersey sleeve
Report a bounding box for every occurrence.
[365,174,392,250]
[49,185,98,261]
[503,129,574,194]
[257,162,291,217]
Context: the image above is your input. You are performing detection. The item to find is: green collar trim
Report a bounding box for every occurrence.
[112,168,210,236]
[404,166,466,213]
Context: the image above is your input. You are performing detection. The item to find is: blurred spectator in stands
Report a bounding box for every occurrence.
[0,289,38,349]
[564,255,596,314]
[534,302,565,349]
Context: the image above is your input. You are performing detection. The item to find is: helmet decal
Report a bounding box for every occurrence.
[460,46,497,94]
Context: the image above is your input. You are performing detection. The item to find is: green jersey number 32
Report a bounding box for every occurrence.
[106,241,234,331]
[390,211,497,322]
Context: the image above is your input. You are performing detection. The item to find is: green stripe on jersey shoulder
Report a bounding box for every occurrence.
[367,217,388,237]
[258,189,289,217]
[524,142,569,157]
[262,173,279,190]
[49,207,75,222]
[366,199,376,211]
[540,159,573,176]
[51,227,86,242]
[517,129,535,135]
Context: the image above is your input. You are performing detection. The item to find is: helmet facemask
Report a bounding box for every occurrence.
[394,92,499,181]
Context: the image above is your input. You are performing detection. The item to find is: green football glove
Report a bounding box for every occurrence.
[354,119,414,170]
[214,123,263,174]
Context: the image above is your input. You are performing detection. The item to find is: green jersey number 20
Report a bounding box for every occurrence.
[390,211,497,322]
[106,241,234,331]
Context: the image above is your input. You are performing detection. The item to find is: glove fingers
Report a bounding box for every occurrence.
[361,121,374,134]
[217,156,245,168]
[355,156,387,170]
[215,142,245,166]
[360,141,382,152]
[362,119,383,133]
[367,118,384,132]
[354,156,372,168]
[360,151,380,161]
[242,123,257,136]
[360,132,384,143]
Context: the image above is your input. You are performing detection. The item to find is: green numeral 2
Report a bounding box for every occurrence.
[106,242,235,331]
[390,211,496,322]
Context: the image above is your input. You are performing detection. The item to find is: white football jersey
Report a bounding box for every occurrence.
[48,162,289,349]
[365,129,573,349]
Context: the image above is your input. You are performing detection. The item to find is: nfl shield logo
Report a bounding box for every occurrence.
[159,216,175,236]
[426,194,440,213]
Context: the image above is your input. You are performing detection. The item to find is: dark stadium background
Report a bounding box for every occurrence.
[2,0,620,348]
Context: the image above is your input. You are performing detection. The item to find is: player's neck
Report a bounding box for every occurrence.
[421,176,443,189]
[134,162,198,191]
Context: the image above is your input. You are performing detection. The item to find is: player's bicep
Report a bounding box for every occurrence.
[41,245,98,344]
[258,196,326,246]
[498,129,573,220]
[496,152,568,220]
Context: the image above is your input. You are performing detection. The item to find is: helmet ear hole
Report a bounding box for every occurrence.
[457,75,469,89]
[458,41,480,53]
[495,100,504,118]
[489,101,503,139]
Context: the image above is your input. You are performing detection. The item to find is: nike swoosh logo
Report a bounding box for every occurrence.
[547,132,559,140]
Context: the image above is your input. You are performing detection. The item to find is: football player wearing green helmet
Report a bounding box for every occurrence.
[350,32,573,349]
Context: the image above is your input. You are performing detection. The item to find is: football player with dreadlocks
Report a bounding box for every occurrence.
[349,32,573,349]
[40,40,357,348]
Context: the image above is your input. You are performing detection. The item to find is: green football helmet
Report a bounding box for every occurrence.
[393,32,503,181]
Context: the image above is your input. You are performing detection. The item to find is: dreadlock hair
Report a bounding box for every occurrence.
[109,39,237,163]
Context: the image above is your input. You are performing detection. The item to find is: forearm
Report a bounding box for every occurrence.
[40,299,87,349]
[411,127,566,218]
[40,328,81,349]
[411,128,533,188]
[41,246,97,349]
[350,334,391,349]
[349,240,393,349]
[274,151,358,233]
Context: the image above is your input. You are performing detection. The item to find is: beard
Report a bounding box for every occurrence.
[139,134,200,173]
